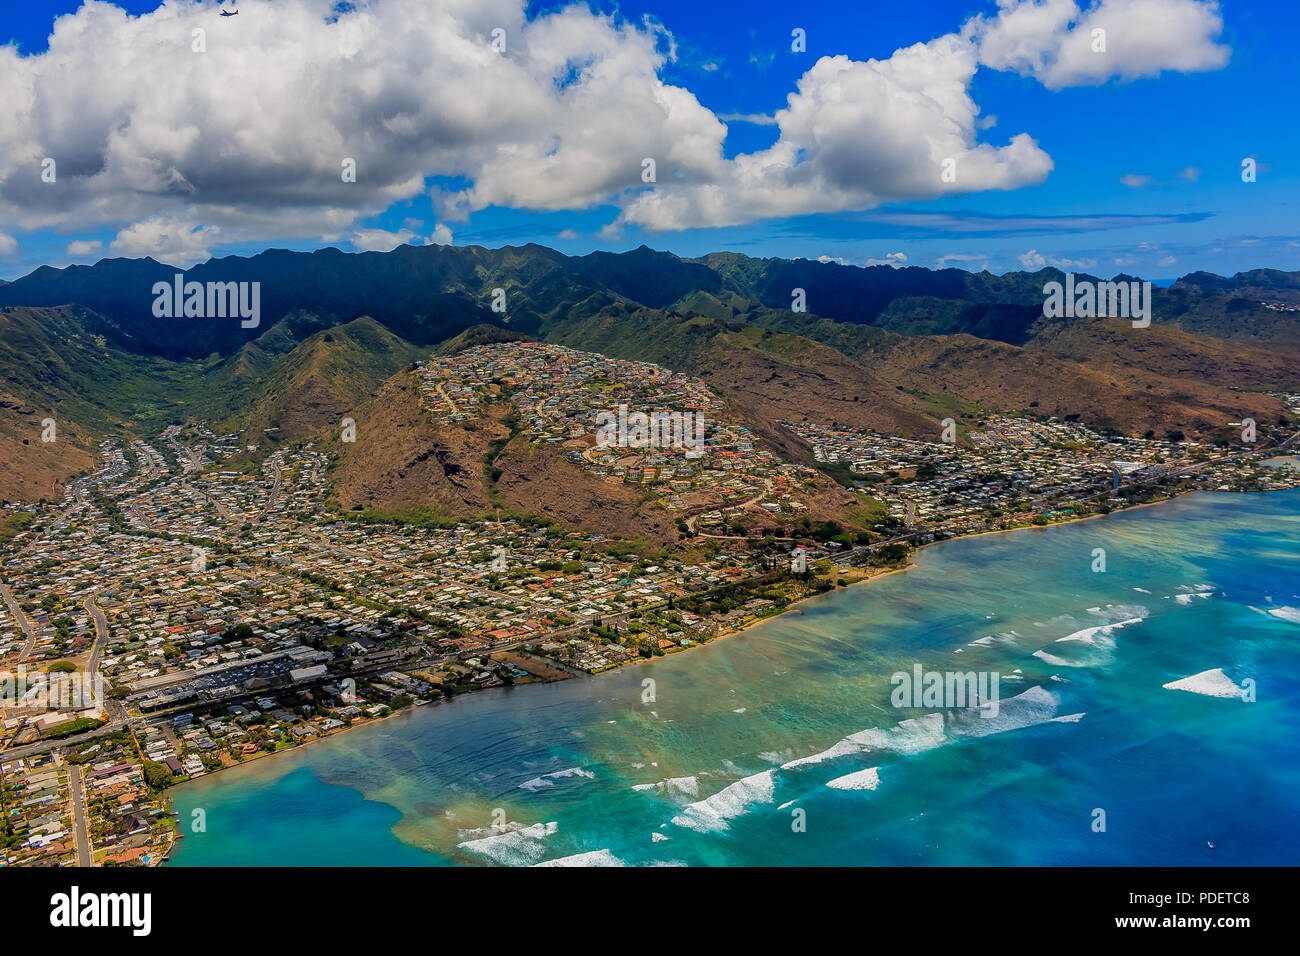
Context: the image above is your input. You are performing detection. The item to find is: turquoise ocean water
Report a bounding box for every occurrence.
[170,491,1300,866]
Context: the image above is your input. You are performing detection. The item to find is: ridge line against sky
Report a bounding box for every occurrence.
[0,0,1295,280]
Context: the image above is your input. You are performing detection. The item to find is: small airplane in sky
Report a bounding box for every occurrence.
[220,8,239,15]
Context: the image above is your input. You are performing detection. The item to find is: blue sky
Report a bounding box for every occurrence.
[2,0,1295,280]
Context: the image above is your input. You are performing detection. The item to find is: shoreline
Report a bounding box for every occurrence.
[709,490,1193,643]
[155,486,1279,856]
[672,483,1298,645]
[714,561,918,641]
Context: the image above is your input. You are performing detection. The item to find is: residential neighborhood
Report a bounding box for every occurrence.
[1,345,1295,866]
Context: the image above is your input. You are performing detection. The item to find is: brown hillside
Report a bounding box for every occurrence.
[493,435,678,544]
[0,394,94,503]
[863,318,1295,438]
[330,372,499,516]
[702,327,940,442]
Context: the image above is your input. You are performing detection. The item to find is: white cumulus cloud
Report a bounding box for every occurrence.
[967,0,1229,89]
[347,223,453,251]
[618,35,1054,230]
[108,217,220,266]
[0,0,1232,250]
[347,227,421,253]
[66,239,103,256]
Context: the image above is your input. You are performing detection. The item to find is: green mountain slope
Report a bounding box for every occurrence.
[1,244,1298,506]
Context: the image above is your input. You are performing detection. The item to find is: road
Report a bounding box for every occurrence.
[123,498,156,530]
[83,591,111,674]
[68,765,91,866]
[0,580,37,659]
[257,460,284,518]
[433,381,460,415]
[178,442,204,474]
[682,478,789,539]
[182,480,241,527]
[1,719,126,761]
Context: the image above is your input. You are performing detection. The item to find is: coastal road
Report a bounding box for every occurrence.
[68,765,92,866]
[0,718,125,761]
[1,580,37,659]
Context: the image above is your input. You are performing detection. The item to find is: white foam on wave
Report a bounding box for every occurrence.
[1051,712,1085,723]
[457,821,559,866]
[518,766,596,791]
[1099,602,1152,617]
[781,713,946,771]
[1267,606,1300,625]
[780,738,862,770]
[968,631,1018,647]
[826,767,881,791]
[1173,585,1216,605]
[844,713,947,754]
[651,831,669,843]
[1057,617,1144,645]
[948,685,1061,738]
[670,770,776,833]
[779,685,1066,782]
[1032,615,1144,668]
[631,775,700,799]
[1032,649,1074,667]
[534,848,624,867]
[1162,668,1246,700]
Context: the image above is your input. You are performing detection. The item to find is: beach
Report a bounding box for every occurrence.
[169,489,1300,866]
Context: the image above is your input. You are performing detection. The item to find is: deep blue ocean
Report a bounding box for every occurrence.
[170,491,1300,866]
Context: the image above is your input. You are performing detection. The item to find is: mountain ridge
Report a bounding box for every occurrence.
[1,243,1297,514]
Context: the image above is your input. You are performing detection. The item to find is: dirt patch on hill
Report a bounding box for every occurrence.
[701,332,940,441]
[330,372,500,516]
[493,434,678,545]
[0,398,95,503]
